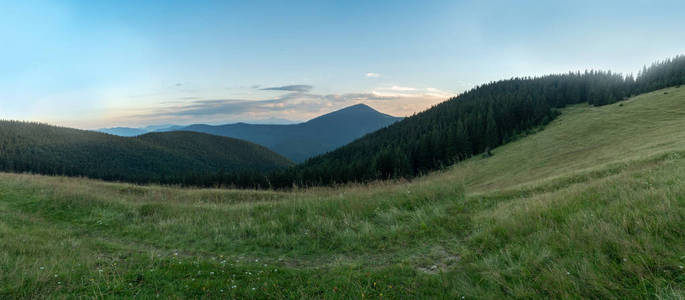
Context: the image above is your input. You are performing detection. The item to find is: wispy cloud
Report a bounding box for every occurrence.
[259,85,313,92]
[365,73,381,78]
[101,85,457,127]
[388,85,416,91]
[133,89,446,122]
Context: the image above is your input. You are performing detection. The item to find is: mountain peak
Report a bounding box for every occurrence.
[309,103,392,123]
[345,103,374,110]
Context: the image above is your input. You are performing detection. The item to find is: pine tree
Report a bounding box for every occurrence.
[485,104,499,149]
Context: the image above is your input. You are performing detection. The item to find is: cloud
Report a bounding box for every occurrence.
[259,85,313,93]
[365,73,381,78]
[111,86,455,126]
[388,85,416,91]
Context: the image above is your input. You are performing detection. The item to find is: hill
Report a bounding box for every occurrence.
[178,103,402,162]
[1,86,684,298]
[98,126,148,137]
[269,56,685,187]
[0,123,292,184]
[98,125,189,137]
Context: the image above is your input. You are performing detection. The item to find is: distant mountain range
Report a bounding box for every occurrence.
[0,121,292,184]
[99,104,403,162]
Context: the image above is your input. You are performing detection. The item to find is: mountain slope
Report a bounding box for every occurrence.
[0,122,292,183]
[431,85,685,191]
[181,103,402,162]
[1,86,684,298]
[274,56,685,187]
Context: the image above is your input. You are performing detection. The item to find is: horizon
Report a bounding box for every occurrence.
[98,102,395,130]
[2,1,685,129]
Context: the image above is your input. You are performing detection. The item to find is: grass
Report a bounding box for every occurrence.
[1,87,685,298]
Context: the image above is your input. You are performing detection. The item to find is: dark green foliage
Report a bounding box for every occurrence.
[263,55,685,188]
[0,123,292,187]
[3,56,685,189]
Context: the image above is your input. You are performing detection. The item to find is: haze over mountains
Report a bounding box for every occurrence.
[100,103,403,162]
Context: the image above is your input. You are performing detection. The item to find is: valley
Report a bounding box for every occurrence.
[1,86,684,298]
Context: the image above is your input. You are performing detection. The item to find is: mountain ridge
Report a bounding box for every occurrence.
[182,103,402,162]
[96,103,402,162]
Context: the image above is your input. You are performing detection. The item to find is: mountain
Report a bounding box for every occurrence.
[98,124,184,136]
[257,55,685,188]
[3,84,685,298]
[142,124,182,132]
[179,103,403,162]
[98,126,147,137]
[0,122,292,184]
[151,125,185,132]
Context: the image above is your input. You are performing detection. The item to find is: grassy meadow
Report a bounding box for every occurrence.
[1,87,685,299]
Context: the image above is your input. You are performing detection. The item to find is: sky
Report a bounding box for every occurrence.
[1,0,684,129]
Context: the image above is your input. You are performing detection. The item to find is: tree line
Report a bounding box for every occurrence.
[2,55,684,189]
[0,124,291,187]
[253,55,685,188]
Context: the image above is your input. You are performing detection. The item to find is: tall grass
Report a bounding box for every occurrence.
[1,87,684,298]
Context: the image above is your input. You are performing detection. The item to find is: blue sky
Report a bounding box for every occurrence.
[1,0,684,129]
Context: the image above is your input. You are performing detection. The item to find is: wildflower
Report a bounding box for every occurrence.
[232,285,237,289]
[54,274,58,278]
[274,269,278,272]
[566,271,570,275]
[210,272,215,275]
[174,252,178,256]
[252,287,256,291]
[40,267,45,270]
[220,289,224,293]
[98,269,103,273]
[680,265,684,269]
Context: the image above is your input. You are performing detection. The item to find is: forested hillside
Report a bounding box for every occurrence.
[252,56,684,187]
[0,123,292,184]
[2,86,685,298]
[2,56,683,189]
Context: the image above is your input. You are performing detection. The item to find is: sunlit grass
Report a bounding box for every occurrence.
[1,87,684,298]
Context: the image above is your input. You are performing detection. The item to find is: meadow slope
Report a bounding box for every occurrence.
[1,87,684,298]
